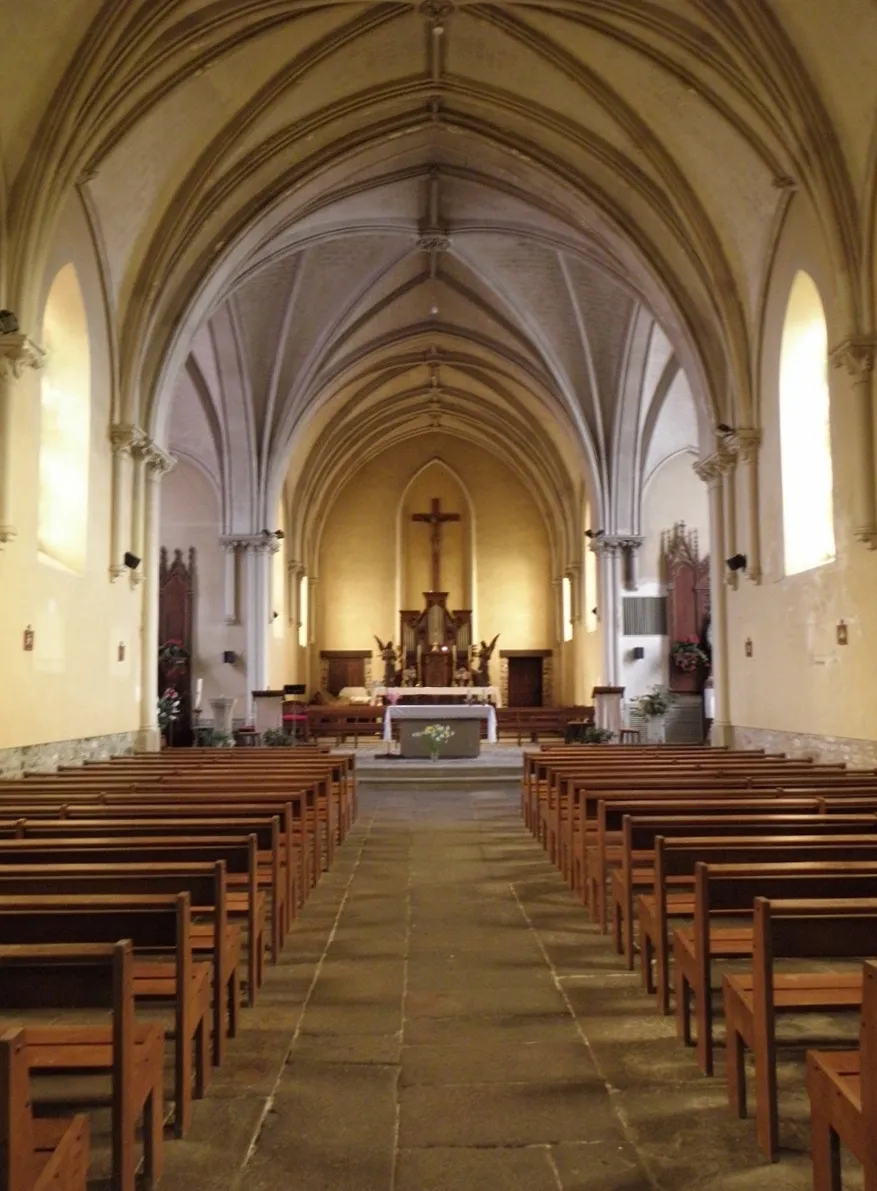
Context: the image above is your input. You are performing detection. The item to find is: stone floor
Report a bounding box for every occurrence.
[154,782,853,1191]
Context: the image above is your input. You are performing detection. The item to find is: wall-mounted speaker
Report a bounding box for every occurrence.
[222,651,237,664]
[726,553,747,572]
[123,551,141,570]
[631,646,645,661]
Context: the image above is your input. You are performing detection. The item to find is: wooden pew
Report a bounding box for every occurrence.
[0,862,238,1066]
[806,959,877,1191]
[611,814,877,968]
[0,837,264,1006]
[670,858,877,1074]
[0,1026,90,1191]
[723,897,877,1160]
[0,893,211,1137]
[0,941,164,1191]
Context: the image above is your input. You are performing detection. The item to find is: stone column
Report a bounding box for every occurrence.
[569,561,588,704]
[592,539,622,687]
[232,536,279,717]
[695,454,731,746]
[831,337,877,548]
[109,424,142,579]
[0,333,45,545]
[220,540,239,625]
[734,429,762,583]
[129,436,147,586]
[721,450,739,589]
[137,443,176,752]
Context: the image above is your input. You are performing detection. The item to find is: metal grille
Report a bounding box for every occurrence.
[622,596,667,636]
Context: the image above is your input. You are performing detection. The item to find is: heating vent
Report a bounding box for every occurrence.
[622,596,667,636]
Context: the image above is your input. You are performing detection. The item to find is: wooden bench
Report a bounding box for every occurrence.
[723,897,877,1160]
[806,958,877,1191]
[0,941,164,1191]
[0,862,239,1066]
[496,707,592,745]
[0,1026,90,1191]
[0,893,212,1137]
[670,858,877,1074]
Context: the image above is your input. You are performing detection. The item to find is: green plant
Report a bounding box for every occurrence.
[157,687,180,731]
[262,727,292,747]
[565,722,614,744]
[636,686,673,718]
[201,728,236,748]
[670,636,709,672]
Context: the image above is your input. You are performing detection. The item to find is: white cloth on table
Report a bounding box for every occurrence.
[372,686,501,706]
[382,704,497,744]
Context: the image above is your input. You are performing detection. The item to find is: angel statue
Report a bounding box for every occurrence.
[475,634,500,685]
[374,636,400,687]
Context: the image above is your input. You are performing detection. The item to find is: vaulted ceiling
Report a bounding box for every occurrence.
[3,1,875,557]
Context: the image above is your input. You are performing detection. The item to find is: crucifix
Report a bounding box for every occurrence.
[411,497,460,591]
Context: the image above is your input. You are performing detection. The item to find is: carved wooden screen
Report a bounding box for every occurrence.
[158,547,196,744]
[661,523,710,694]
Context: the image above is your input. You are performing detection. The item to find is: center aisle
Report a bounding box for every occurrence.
[158,781,815,1191]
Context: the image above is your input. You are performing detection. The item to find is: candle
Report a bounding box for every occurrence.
[194,678,203,709]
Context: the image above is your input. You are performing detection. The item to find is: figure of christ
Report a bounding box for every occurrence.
[411,497,461,591]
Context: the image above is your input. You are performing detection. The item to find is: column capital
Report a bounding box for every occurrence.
[830,335,877,377]
[420,0,454,25]
[109,423,146,457]
[730,428,762,463]
[603,534,644,552]
[220,533,279,555]
[0,333,46,381]
[143,441,176,479]
[694,450,733,487]
[589,537,619,557]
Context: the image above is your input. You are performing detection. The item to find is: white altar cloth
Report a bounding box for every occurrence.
[372,685,500,705]
[383,704,497,744]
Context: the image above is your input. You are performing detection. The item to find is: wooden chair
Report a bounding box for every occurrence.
[807,959,877,1191]
[0,1027,90,1191]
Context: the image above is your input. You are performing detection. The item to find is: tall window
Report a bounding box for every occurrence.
[298,573,308,648]
[562,575,573,642]
[39,264,91,572]
[779,271,835,575]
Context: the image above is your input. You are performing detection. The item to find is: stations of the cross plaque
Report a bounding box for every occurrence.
[411,497,460,591]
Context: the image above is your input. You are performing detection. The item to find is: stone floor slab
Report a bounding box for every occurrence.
[395,1146,560,1191]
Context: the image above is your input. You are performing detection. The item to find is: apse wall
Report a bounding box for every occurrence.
[0,193,142,770]
[728,193,877,761]
[315,433,553,694]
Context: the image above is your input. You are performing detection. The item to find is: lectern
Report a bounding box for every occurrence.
[592,686,625,739]
[252,689,285,735]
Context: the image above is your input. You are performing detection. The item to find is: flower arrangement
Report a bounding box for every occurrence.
[201,728,236,748]
[158,639,189,673]
[157,687,181,730]
[671,636,709,672]
[401,668,417,687]
[636,686,673,719]
[414,723,454,760]
[262,727,293,747]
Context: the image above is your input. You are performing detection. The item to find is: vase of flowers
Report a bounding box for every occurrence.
[670,636,709,673]
[635,686,673,744]
[157,687,181,746]
[158,639,189,676]
[415,723,454,761]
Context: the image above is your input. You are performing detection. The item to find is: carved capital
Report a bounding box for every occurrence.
[731,428,762,464]
[420,0,454,25]
[590,538,620,558]
[694,450,732,487]
[109,423,145,457]
[417,230,451,253]
[603,534,644,553]
[0,333,46,382]
[830,336,877,378]
[219,533,278,555]
[144,442,176,479]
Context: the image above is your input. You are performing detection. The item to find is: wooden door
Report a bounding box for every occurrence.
[507,657,543,707]
[327,657,365,695]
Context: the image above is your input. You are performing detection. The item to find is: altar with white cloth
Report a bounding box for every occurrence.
[383,704,497,757]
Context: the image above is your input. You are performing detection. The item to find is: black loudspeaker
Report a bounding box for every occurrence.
[726,553,747,572]
[123,551,141,570]
[284,684,306,695]
[631,646,645,660]
[223,651,237,664]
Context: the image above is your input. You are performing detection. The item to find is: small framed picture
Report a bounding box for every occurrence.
[22,625,34,652]
[744,637,753,658]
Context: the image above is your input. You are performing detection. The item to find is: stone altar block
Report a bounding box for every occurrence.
[252,689,285,734]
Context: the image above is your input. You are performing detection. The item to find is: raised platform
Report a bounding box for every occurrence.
[353,745,525,789]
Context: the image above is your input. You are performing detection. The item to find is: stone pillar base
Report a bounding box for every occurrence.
[710,721,733,748]
[134,727,162,753]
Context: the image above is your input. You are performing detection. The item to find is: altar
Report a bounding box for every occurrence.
[383,704,498,757]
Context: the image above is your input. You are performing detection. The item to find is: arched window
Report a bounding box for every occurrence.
[562,575,573,642]
[38,264,91,572]
[298,573,309,648]
[779,271,835,575]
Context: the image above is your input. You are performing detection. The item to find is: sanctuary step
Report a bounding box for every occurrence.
[356,750,524,789]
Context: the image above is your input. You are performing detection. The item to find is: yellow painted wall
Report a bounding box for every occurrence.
[0,194,142,749]
[727,192,877,741]
[316,434,553,692]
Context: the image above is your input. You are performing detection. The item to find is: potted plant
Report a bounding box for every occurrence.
[415,723,454,761]
[635,686,673,744]
[202,728,236,748]
[156,687,180,746]
[670,636,709,673]
[262,727,292,747]
[565,722,614,744]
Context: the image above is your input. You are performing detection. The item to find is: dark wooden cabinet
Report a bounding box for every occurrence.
[505,654,545,707]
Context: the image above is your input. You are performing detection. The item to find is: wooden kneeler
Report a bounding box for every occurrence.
[0,1027,90,1191]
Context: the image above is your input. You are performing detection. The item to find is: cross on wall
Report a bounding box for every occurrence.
[411,497,461,591]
